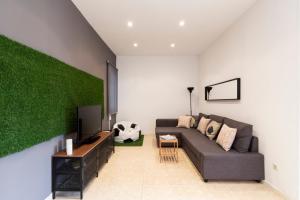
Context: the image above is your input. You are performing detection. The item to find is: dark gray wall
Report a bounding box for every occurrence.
[0,0,116,199]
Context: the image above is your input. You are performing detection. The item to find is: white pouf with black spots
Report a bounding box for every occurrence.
[113,121,141,143]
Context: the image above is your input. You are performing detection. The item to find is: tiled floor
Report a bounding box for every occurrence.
[55,135,286,200]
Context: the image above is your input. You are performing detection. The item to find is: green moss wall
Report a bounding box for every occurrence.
[0,35,104,157]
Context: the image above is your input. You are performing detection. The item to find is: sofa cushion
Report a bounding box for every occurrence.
[216,124,237,151]
[223,117,253,153]
[192,113,209,128]
[177,115,192,128]
[181,130,228,159]
[156,119,178,127]
[197,117,211,134]
[190,117,196,128]
[191,115,200,128]
[155,127,183,134]
[182,131,223,154]
[205,120,222,140]
[209,115,224,124]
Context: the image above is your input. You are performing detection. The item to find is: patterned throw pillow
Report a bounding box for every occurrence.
[216,124,237,151]
[177,115,192,128]
[197,117,211,134]
[190,117,196,128]
[205,120,222,140]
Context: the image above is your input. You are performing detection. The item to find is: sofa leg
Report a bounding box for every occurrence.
[256,180,262,183]
[204,179,208,183]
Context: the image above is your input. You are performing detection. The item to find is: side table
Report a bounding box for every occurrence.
[159,136,178,162]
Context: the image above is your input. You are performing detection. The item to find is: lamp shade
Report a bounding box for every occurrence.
[187,87,194,93]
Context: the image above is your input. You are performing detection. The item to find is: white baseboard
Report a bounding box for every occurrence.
[44,193,52,200]
[263,180,288,199]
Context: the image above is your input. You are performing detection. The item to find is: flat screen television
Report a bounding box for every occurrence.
[77,105,102,145]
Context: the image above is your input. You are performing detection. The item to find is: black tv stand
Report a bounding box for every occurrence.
[52,131,114,199]
[84,135,100,144]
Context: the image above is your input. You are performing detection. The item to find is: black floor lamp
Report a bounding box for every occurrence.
[187,87,194,116]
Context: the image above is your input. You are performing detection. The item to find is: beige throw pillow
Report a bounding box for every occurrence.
[177,115,192,128]
[205,120,222,140]
[216,124,237,151]
[197,117,211,134]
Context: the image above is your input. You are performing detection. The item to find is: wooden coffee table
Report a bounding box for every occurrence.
[159,136,178,162]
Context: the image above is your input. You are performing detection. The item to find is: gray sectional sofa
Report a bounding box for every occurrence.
[155,114,265,182]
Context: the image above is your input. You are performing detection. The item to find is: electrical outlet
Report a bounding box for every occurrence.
[272,163,278,171]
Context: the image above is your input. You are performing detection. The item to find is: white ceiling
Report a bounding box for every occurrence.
[72,0,256,56]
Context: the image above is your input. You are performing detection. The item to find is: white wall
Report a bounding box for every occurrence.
[117,56,200,134]
[198,0,299,199]
[298,0,300,198]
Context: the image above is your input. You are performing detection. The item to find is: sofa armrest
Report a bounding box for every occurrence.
[249,136,259,153]
[202,152,265,181]
[156,119,178,127]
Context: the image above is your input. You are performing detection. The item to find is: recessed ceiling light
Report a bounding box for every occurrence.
[127,21,133,27]
[170,43,175,48]
[133,43,138,47]
[179,20,185,27]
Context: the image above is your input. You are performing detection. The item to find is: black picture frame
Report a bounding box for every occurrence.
[205,78,241,101]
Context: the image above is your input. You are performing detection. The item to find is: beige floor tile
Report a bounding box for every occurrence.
[54,134,286,200]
